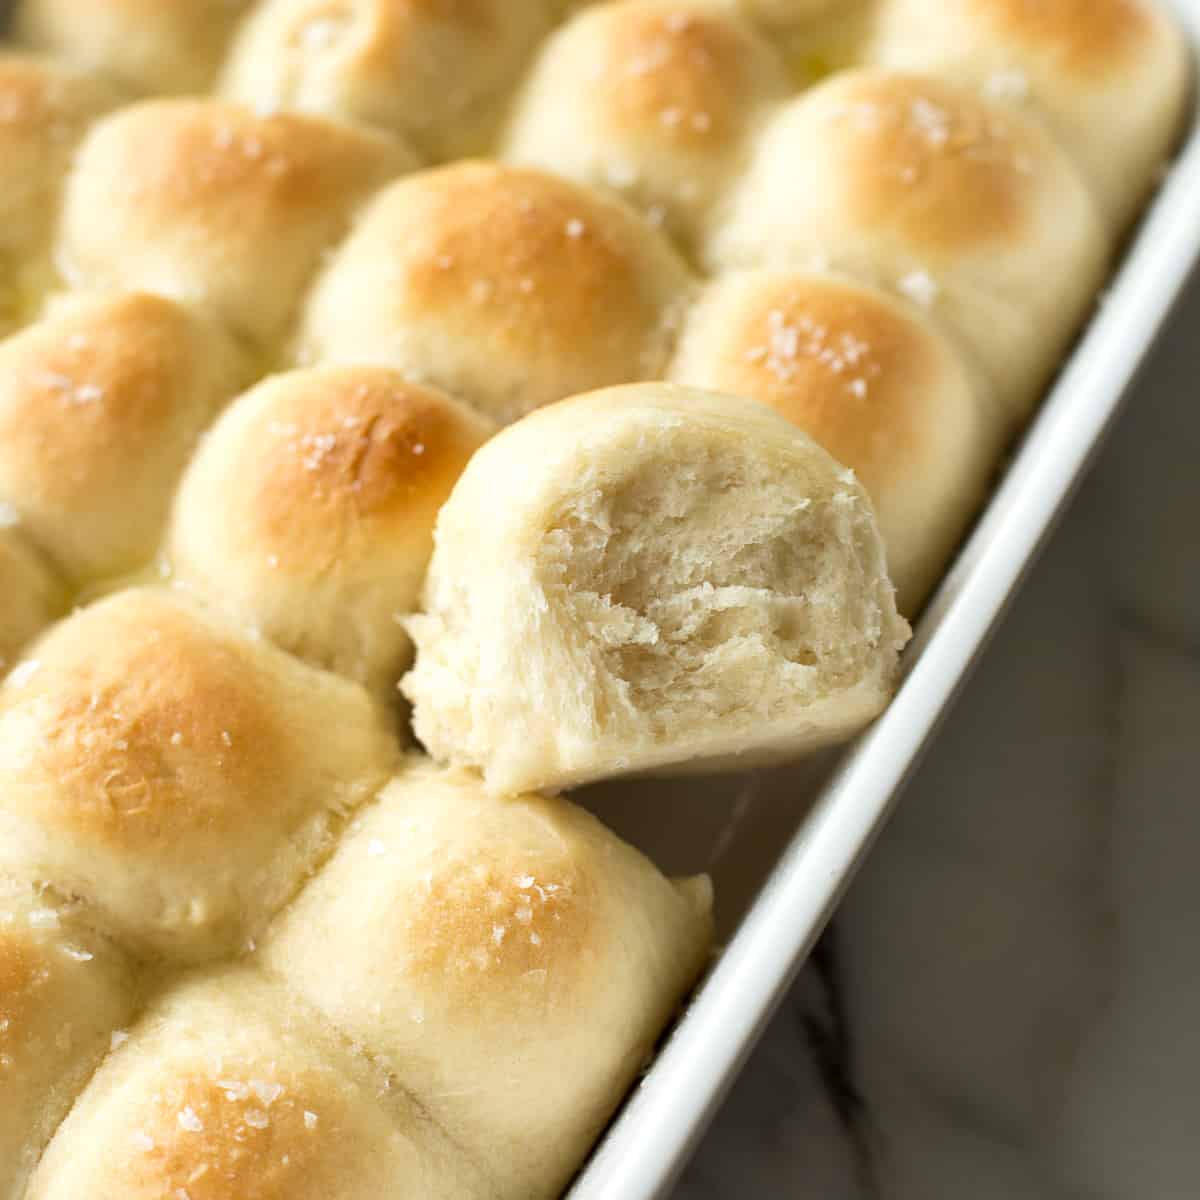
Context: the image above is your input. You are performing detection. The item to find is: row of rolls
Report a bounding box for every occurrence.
[0,0,1190,1197]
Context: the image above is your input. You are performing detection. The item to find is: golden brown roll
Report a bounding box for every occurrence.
[669,270,996,613]
[300,161,695,423]
[223,0,553,159]
[263,759,713,1200]
[0,879,136,1200]
[866,0,1191,228]
[0,54,124,333]
[0,292,246,584]
[167,367,493,694]
[0,525,60,678]
[14,0,256,95]
[0,589,399,962]
[502,1,790,248]
[705,69,1110,428]
[58,100,416,348]
[27,969,492,1200]
[403,382,910,795]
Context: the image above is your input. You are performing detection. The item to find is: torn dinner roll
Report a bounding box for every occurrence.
[502,0,790,248]
[167,367,493,694]
[866,0,1190,228]
[0,589,398,963]
[223,0,553,159]
[14,0,256,96]
[0,292,245,584]
[0,525,60,678]
[27,969,492,1200]
[58,99,415,348]
[263,759,713,1200]
[402,382,910,795]
[300,161,694,423]
[0,879,137,1200]
[669,270,995,613]
[705,69,1109,429]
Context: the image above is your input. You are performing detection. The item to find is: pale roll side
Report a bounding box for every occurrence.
[263,759,713,1200]
[0,54,125,334]
[0,880,137,1200]
[300,161,695,424]
[0,292,246,585]
[0,589,399,963]
[865,0,1191,229]
[27,969,493,1200]
[705,68,1110,430]
[0,525,60,678]
[167,366,493,695]
[669,269,996,614]
[14,0,257,95]
[58,99,417,348]
[223,0,554,160]
[502,0,790,250]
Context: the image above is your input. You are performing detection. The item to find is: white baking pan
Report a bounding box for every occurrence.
[2,3,1198,1197]
[569,4,1200,1197]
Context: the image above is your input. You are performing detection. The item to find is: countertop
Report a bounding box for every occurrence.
[676,267,1200,1198]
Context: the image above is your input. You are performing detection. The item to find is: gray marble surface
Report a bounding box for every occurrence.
[676,266,1200,1198]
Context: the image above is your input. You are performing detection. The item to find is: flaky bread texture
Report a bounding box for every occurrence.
[404,383,910,795]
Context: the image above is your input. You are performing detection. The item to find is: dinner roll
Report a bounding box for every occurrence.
[866,0,1190,227]
[0,525,60,677]
[167,367,493,694]
[28,969,491,1200]
[300,162,694,423]
[14,0,256,95]
[0,589,398,962]
[502,1,790,248]
[0,880,136,1199]
[705,69,1109,428]
[0,55,123,333]
[669,270,995,613]
[0,293,245,584]
[403,383,909,795]
[263,760,713,1200]
[59,100,416,348]
[223,0,553,159]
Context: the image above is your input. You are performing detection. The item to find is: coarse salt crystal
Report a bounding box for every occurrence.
[304,1110,319,1130]
[111,1030,130,1050]
[243,1107,270,1130]
[250,1079,284,1106]
[898,270,939,308]
[177,1106,204,1133]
